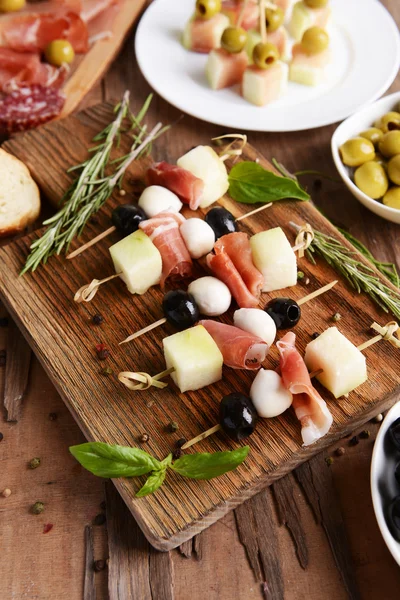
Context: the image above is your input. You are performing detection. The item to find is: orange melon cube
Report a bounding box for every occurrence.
[206,48,248,90]
[242,61,288,106]
[182,13,230,53]
[289,43,331,86]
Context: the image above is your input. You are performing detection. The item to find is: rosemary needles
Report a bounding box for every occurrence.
[21,92,167,274]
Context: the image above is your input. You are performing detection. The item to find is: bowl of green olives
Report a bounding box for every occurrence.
[332,91,400,224]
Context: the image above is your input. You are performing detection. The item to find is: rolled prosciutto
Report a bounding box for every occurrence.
[139,212,193,287]
[199,320,268,370]
[206,251,258,308]
[146,162,204,211]
[0,48,66,91]
[277,332,333,446]
[214,232,263,297]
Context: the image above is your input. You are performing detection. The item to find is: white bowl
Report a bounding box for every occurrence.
[332,92,400,224]
[371,401,400,566]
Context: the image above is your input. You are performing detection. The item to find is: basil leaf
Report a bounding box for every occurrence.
[228,161,310,204]
[136,454,172,497]
[171,446,250,480]
[69,442,161,478]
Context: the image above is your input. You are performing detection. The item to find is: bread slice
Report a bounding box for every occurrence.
[0,149,40,237]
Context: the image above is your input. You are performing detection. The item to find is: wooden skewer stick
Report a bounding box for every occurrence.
[297,280,338,306]
[74,273,121,303]
[118,367,175,391]
[237,0,250,28]
[67,226,116,260]
[119,317,167,345]
[181,425,222,450]
[260,0,267,44]
[236,203,273,221]
[291,223,314,257]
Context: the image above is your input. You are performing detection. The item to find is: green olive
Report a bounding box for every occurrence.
[265,7,284,32]
[339,137,375,167]
[374,111,400,133]
[221,26,247,53]
[252,42,280,69]
[379,131,400,158]
[195,0,221,19]
[387,155,400,185]
[304,0,328,7]
[383,187,400,210]
[354,161,388,199]
[45,40,75,67]
[0,0,25,11]
[359,128,383,147]
[300,27,329,55]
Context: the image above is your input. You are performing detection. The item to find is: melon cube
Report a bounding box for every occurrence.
[242,61,288,107]
[304,327,368,399]
[177,146,229,208]
[289,44,331,86]
[109,230,162,295]
[289,1,331,42]
[250,227,297,292]
[206,48,248,90]
[182,13,230,53]
[163,325,223,393]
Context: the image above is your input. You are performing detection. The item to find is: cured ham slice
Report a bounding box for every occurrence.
[81,0,119,23]
[222,0,259,30]
[0,48,65,91]
[199,320,268,370]
[277,332,333,446]
[146,162,204,211]
[139,212,193,287]
[206,250,259,308]
[0,7,89,53]
[214,232,263,297]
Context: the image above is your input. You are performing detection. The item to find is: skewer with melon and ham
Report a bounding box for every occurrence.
[182,0,230,53]
[288,0,331,42]
[289,25,331,86]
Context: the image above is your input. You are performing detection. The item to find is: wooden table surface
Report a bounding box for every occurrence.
[1,2,400,598]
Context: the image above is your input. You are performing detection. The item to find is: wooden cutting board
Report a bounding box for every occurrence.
[1,103,400,551]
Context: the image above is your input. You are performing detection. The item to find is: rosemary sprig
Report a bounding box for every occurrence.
[21,92,165,275]
[290,222,400,320]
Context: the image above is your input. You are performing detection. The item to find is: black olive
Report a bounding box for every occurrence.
[386,495,400,543]
[205,207,238,239]
[111,204,147,237]
[264,297,301,330]
[387,417,400,452]
[219,392,258,441]
[162,290,200,331]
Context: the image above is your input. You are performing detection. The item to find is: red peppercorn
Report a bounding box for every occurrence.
[95,344,110,360]
[43,523,54,534]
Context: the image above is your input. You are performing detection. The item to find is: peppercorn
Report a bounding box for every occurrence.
[98,349,110,360]
[372,414,383,423]
[93,513,106,526]
[92,314,104,325]
[311,332,320,340]
[313,178,322,192]
[43,523,53,534]
[28,457,41,470]
[172,448,183,460]
[1,488,11,498]
[49,412,58,421]
[0,432,3,442]
[360,429,370,439]
[176,438,187,448]
[139,433,149,443]
[297,271,305,280]
[332,312,342,322]
[100,367,113,375]
[167,421,179,433]
[325,457,334,466]
[335,447,345,457]
[349,436,359,446]
[31,501,45,515]
[0,317,9,327]
[94,559,107,572]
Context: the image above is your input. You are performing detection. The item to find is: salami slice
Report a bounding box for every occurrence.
[0,85,65,134]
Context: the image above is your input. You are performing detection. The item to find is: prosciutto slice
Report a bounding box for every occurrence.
[0,6,89,53]
[199,320,268,370]
[0,48,65,91]
[277,332,333,446]
[214,233,263,297]
[146,162,204,211]
[206,249,259,309]
[139,212,193,287]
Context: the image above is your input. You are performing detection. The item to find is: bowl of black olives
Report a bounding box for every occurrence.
[371,401,400,566]
[332,91,400,225]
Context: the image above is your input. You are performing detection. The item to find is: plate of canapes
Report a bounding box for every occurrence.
[135,0,400,132]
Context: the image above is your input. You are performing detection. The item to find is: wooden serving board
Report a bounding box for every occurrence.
[1,103,400,551]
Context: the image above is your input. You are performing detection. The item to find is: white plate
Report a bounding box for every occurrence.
[135,0,400,132]
[332,91,400,224]
[371,402,400,566]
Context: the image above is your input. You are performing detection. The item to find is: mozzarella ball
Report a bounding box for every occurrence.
[138,185,182,218]
[233,308,276,346]
[188,276,231,316]
[250,370,293,418]
[180,218,215,259]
